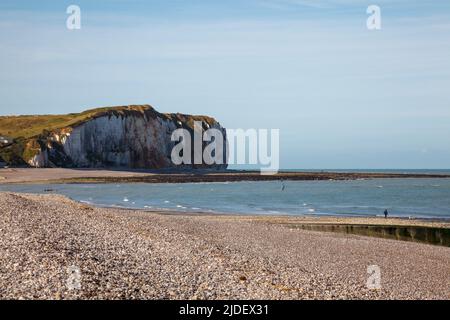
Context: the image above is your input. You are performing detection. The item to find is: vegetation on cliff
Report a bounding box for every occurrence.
[0,105,220,166]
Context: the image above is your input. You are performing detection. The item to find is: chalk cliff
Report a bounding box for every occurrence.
[0,105,227,169]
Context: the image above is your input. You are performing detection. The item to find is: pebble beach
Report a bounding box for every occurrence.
[0,192,449,300]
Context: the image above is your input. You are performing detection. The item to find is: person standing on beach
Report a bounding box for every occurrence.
[384,209,388,219]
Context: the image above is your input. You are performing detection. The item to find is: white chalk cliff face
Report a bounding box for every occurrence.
[26,106,227,170]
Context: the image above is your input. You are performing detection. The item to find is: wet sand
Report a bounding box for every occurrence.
[0,168,154,184]
[1,168,450,184]
[0,192,448,300]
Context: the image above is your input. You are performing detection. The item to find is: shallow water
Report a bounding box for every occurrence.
[2,178,450,219]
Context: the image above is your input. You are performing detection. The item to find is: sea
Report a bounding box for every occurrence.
[1,169,450,219]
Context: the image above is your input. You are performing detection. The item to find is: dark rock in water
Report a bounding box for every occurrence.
[0,105,227,170]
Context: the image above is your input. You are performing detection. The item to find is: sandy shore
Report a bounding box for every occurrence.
[1,168,450,184]
[0,192,448,300]
[0,168,154,184]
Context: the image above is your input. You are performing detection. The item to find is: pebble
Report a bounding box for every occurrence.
[0,192,448,299]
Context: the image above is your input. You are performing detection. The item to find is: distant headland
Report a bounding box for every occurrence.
[0,105,227,170]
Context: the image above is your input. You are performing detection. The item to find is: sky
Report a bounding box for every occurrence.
[0,0,449,169]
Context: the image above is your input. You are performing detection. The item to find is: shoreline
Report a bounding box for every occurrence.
[92,202,450,224]
[0,191,448,299]
[11,191,450,247]
[4,188,450,226]
[3,187,450,224]
[111,205,450,247]
[1,168,450,184]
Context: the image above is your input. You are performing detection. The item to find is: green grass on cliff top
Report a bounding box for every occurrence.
[0,105,216,139]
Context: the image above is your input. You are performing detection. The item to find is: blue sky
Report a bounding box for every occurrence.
[1,0,449,168]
